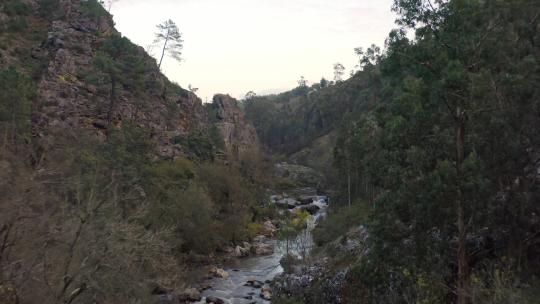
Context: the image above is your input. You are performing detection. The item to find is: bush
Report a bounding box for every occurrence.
[39,0,63,20]
[81,0,108,18]
[312,202,369,246]
[3,0,30,16]
[7,17,27,32]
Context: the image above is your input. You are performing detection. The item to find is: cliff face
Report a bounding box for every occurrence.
[210,94,261,160]
[2,0,208,158]
[0,0,262,161]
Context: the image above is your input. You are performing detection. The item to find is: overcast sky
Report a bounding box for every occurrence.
[111,0,398,101]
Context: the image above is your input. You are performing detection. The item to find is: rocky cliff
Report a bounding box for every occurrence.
[0,0,260,160]
[209,94,261,161]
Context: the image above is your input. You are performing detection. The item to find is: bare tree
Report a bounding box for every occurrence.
[154,19,184,69]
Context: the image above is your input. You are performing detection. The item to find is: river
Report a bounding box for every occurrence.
[194,196,329,304]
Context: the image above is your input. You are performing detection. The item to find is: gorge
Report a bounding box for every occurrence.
[1,0,540,304]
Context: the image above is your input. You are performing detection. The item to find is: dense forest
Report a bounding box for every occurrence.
[1,0,540,303]
[246,0,540,303]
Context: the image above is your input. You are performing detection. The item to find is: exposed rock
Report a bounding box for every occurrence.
[298,195,315,205]
[2,0,213,160]
[177,288,201,302]
[244,278,264,289]
[210,94,261,161]
[233,245,250,257]
[298,204,320,215]
[275,198,299,209]
[205,296,225,304]
[209,266,229,279]
[260,285,272,300]
[261,220,277,236]
[251,242,274,256]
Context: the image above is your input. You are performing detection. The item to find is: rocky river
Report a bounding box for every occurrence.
[166,193,329,304]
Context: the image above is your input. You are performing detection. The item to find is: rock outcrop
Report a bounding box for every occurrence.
[1,0,207,159]
[210,94,261,160]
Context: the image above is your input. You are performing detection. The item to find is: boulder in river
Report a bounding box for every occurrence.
[275,198,299,209]
[260,285,272,300]
[298,204,320,215]
[262,220,277,236]
[251,242,274,256]
[298,195,315,205]
[206,296,225,304]
[245,278,264,288]
[233,245,250,257]
[209,266,229,279]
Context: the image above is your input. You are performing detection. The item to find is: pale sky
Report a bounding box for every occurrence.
[111,0,398,101]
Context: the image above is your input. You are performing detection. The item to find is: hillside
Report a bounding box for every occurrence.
[244,1,540,303]
[0,1,268,303]
[1,0,540,304]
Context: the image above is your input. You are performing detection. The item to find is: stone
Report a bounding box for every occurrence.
[245,278,264,289]
[260,289,272,300]
[233,245,250,257]
[261,220,277,236]
[209,266,229,279]
[205,296,225,304]
[252,243,274,256]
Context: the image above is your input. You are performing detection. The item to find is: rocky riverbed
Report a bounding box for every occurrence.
[155,190,329,304]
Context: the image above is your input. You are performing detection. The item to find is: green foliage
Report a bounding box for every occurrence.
[3,0,30,16]
[174,133,216,161]
[0,66,34,142]
[7,17,28,32]
[197,163,258,244]
[312,203,369,246]
[326,0,540,301]
[80,0,109,21]
[39,0,62,20]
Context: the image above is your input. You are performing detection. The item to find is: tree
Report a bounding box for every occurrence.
[154,19,183,69]
[0,66,33,147]
[92,35,150,132]
[245,91,257,100]
[297,76,307,87]
[188,84,198,93]
[333,63,345,82]
[99,0,118,12]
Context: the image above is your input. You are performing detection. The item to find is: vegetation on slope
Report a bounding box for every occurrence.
[268,0,540,303]
[0,1,272,302]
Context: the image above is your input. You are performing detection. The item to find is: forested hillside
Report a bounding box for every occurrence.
[1,0,540,303]
[255,0,540,303]
[0,0,271,302]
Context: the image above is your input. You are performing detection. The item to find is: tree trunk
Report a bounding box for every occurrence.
[158,30,170,69]
[347,168,351,207]
[456,107,469,304]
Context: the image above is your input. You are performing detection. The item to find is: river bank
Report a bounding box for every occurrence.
[154,188,329,304]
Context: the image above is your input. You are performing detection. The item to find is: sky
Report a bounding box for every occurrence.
[111,0,398,101]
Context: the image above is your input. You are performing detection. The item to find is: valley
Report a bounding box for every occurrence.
[1,0,539,304]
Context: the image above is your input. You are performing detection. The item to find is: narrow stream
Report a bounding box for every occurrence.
[195,196,328,304]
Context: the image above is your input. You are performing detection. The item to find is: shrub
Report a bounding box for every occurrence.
[7,17,27,32]
[312,202,369,246]
[3,0,31,16]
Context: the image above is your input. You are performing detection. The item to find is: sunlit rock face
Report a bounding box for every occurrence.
[210,94,261,160]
